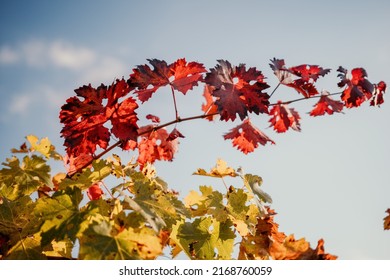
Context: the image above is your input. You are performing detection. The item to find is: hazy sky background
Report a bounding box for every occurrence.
[1,0,389,259]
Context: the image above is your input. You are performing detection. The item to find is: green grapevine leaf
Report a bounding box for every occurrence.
[170,217,214,259]
[79,220,162,260]
[0,155,51,200]
[5,232,45,259]
[121,169,189,229]
[185,186,228,221]
[34,187,95,246]
[211,219,235,259]
[59,159,111,190]
[0,196,44,259]
[227,186,259,236]
[170,217,235,259]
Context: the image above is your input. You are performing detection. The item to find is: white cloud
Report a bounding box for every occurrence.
[21,39,47,67]
[0,46,20,64]
[0,39,128,84]
[9,94,33,115]
[48,41,96,70]
[81,56,128,85]
[0,39,131,120]
[13,39,96,70]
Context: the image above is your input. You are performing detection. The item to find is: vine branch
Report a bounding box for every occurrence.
[68,89,344,177]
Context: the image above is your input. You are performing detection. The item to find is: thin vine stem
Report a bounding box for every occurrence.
[170,85,180,120]
[270,91,343,106]
[268,82,281,98]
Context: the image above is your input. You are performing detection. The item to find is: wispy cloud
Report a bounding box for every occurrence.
[0,46,20,64]
[0,39,128,83]
[0,39,96,70]
[0,39,130,121]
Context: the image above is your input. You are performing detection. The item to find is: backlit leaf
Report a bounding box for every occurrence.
[270,58,330,97]
[193,158,237,178]
[269,101,301,133]
[0,196,44,259]
[0,155,51,200]
[79,220,162,260]
[26,135,62,160]
[337,67,374,108]
[224,119,274,154]
[34,188,95,246]
[310,91,344,116]
[204,60,270,121]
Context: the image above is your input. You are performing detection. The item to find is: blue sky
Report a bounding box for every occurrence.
[1,0,390,259]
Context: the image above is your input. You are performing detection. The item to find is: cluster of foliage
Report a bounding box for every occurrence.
[0,143,336,260]
[58,58,386,174]
[0,57,387,259]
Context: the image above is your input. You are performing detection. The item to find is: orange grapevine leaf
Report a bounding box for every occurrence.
[310,91,344,116]
[169,58,207,94]
[269,101,301,133]
[137,128,178,169]
[238,208,337,260]
[63,153,94,177]
[337,67,374,108]
[270,58,330,97]
[224,119,275,154]
[204,60,270,121]
[201,85,218,121]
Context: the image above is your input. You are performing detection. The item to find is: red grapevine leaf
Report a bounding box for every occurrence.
[109,97,139,150]
[87,183,104,200]
[130,59,171,102]
[310,91,344,116]
[224,119,275,154]
[270,58,330,97]
[370,81,386,107]
[64,154,94,177]
[269,101,301,133]
[337,67,374,108]
[60,78,139,166]
[167,128,185,141]
[106,78,133,107]
[169,58,206,94]
[146,114,161,123]
[204,60,270,121]
[60,83,110,156]
[130,58,206,102]
[289,64,331,83]
[201,85,218,121]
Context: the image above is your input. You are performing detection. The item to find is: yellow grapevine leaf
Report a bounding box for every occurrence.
[26,135,62,160]
[193,158,237,178]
